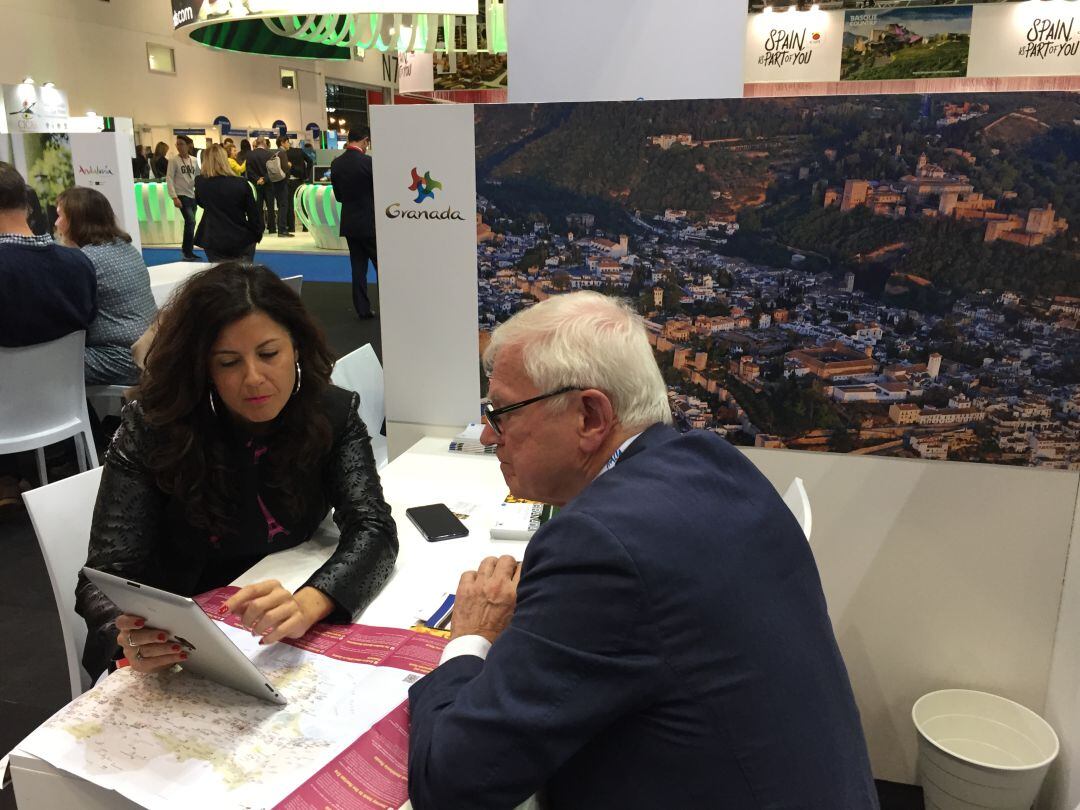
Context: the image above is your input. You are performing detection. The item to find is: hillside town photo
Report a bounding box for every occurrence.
[473,93,1080,470]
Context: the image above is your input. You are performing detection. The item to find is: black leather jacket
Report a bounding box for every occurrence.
[75,385,398,680]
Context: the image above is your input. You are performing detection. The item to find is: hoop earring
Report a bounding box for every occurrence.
[293,361,302,395]
[208,387,218,417]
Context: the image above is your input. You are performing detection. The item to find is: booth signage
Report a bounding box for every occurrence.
[1,84,70,133]
[170,0,476,31]
[384,165,465,221]
[398,51,435,93]
[70,131,142,252]
[744,9,843,83]
[842,6,973,81]
[968,3,1080,78]
[172,0,198,29]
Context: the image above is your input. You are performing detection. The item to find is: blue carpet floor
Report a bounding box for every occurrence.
[143,247,375,284]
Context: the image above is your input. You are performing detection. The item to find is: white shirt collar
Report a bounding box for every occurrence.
[597,433,642,478]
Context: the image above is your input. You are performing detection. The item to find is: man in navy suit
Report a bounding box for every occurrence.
[330,128,377,318]
[407,292,879,809]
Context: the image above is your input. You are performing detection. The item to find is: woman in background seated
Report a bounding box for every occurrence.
[75,263,397,680]
[55,187,156,386]
[195,144,262,263]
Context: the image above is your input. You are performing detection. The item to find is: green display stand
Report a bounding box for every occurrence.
[294,183,347,250]
[134,181,186,245]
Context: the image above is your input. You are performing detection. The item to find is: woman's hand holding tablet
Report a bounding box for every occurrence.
[115,613,188,673]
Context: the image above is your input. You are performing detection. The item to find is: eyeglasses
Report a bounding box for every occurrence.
[482,387,582,435]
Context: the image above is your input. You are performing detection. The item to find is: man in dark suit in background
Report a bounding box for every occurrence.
[408,291,880,810]
[245,138,278,237]
[285,136,314,234]
[330,128,377,318]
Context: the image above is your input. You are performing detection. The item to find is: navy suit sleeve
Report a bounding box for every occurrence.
[330,160,352,203]
[407,512,662,810]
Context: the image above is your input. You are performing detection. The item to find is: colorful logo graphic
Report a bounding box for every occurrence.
[409,167,443,203]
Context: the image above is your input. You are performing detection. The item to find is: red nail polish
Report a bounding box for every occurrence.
[172,645,180,652]
[134,619,145,628]
[157,633,166,641]
[180,653,188,660]
[218,604,229,614]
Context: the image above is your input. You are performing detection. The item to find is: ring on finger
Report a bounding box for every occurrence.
[127,632,136,647]
[135,648,143,661]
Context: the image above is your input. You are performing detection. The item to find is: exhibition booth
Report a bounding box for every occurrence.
[3,1,1080,809]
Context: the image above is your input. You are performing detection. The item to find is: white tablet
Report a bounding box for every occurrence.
[82,567,287,705]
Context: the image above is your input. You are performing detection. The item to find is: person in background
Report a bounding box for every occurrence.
[0,163,97,348]
[236,138,253,170]
[132,147,150,181]
[285,135,313,234]
[151,142,169,180]
[301,139,317,170]
[25,184,48,236]
[245,137,278,237]
[195,144,262,263]
[225,141,246,177]
[167,135,200,261]
[0,163,98,506]
[75,263,398,681]
[331,129,377,319]
[407,293,879,810]
[54,187,156,386]
[272,135,293,237]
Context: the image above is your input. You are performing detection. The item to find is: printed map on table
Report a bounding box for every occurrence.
[14,587,447,810]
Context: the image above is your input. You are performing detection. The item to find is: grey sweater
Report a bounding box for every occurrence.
[166,154,198,199]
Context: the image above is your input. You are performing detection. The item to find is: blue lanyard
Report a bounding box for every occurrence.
[598,433,642,477]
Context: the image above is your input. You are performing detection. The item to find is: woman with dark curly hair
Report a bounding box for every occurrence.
[75,262,398,680]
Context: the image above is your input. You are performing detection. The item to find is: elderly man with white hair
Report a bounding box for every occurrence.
[407,291,879,810]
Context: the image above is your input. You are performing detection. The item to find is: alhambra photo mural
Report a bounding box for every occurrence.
[474,93,1080,469]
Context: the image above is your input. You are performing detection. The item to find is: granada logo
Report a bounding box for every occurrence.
[409,167,443,203]
[385,204,466,221]
[385,166,465,222]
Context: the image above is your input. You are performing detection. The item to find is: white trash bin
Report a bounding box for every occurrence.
[913,689,1059,810]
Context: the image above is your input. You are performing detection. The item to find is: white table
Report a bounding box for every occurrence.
[8,438,513,810]
[147,261,213,307]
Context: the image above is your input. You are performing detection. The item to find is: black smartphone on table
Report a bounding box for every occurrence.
[406,503,469,542]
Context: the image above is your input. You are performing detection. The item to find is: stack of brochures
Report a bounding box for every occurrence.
[448,423,497,455]
[490,496,560,541]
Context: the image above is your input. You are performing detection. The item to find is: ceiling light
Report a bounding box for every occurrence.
[43,82,55,88]
[22,76,34,85]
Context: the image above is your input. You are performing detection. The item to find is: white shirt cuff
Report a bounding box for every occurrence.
[439,634,492,664]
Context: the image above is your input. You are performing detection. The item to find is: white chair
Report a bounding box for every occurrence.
[781,476,812,541]
[331,343,389,469]
[23,466,105,699]
[0,331,99,485]
[281,274,303,296]
[85,383,131,421]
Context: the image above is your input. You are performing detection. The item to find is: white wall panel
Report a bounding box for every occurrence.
[507,0,746,103]
[1042,484,1080,809]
